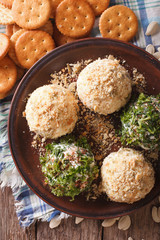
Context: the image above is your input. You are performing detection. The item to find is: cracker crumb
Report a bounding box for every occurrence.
[132,68,146,93]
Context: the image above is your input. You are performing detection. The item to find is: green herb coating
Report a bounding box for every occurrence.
[120,93,160,150]
[40,137,99,200]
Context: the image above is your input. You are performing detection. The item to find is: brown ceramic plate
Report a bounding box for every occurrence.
[8,38,160,219]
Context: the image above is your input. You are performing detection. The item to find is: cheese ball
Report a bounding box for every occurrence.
[101,148,155,204]
[25,84,79,139]
[40,138,99,200]
[77,58,132,115]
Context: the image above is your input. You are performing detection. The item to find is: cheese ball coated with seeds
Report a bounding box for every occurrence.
[77,58,132,115]
[25,84,79,139]
[101,148,155,203]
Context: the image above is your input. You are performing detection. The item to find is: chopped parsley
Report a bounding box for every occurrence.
[40,136,99,200]
[120,93,160,150]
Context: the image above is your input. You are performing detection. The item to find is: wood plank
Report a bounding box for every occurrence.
[0,187,36,240]
[1,186,160,240]
[103,198,160,240]
[36,217,102,240]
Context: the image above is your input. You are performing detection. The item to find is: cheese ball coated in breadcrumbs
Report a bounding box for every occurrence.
[77,57,132,115]
[25,84,79,139]
[101,148,155,203]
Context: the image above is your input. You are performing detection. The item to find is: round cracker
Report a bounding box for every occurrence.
[87,0,110,16]
[17,66,26,81]
[13,21,54,36]
[50,0,63,18]
[5,24,14,38]
[12,0,51,29]
[8,29,27,67]
[15,30,55,69]
[99,5,138,42]
[13,24,21,34]
[0,56,17,95]
[0,91,9,99]
[55,0,95,38]
[39,20,54,36]
[0,3,15,25]
[0,0,13,9]
[0,33,10,60]
[53,25,76,46]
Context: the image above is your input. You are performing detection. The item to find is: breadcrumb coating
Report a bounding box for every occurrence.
[101,148,155,203]
[77,57,132,115]
[25,84,79,139]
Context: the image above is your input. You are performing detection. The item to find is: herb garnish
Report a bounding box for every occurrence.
[120,93,160,150]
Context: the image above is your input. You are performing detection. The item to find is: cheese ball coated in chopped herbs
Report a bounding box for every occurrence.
[40,137,99,200]
[77,58,132,115]
[25,84,79,139]
[101,148,155,203]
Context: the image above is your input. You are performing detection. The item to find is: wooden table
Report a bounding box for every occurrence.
[1,188,160,240]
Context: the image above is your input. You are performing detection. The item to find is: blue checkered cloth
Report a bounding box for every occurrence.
[0,0,160,227]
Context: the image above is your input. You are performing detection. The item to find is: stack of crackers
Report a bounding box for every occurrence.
[0,0,138,99]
